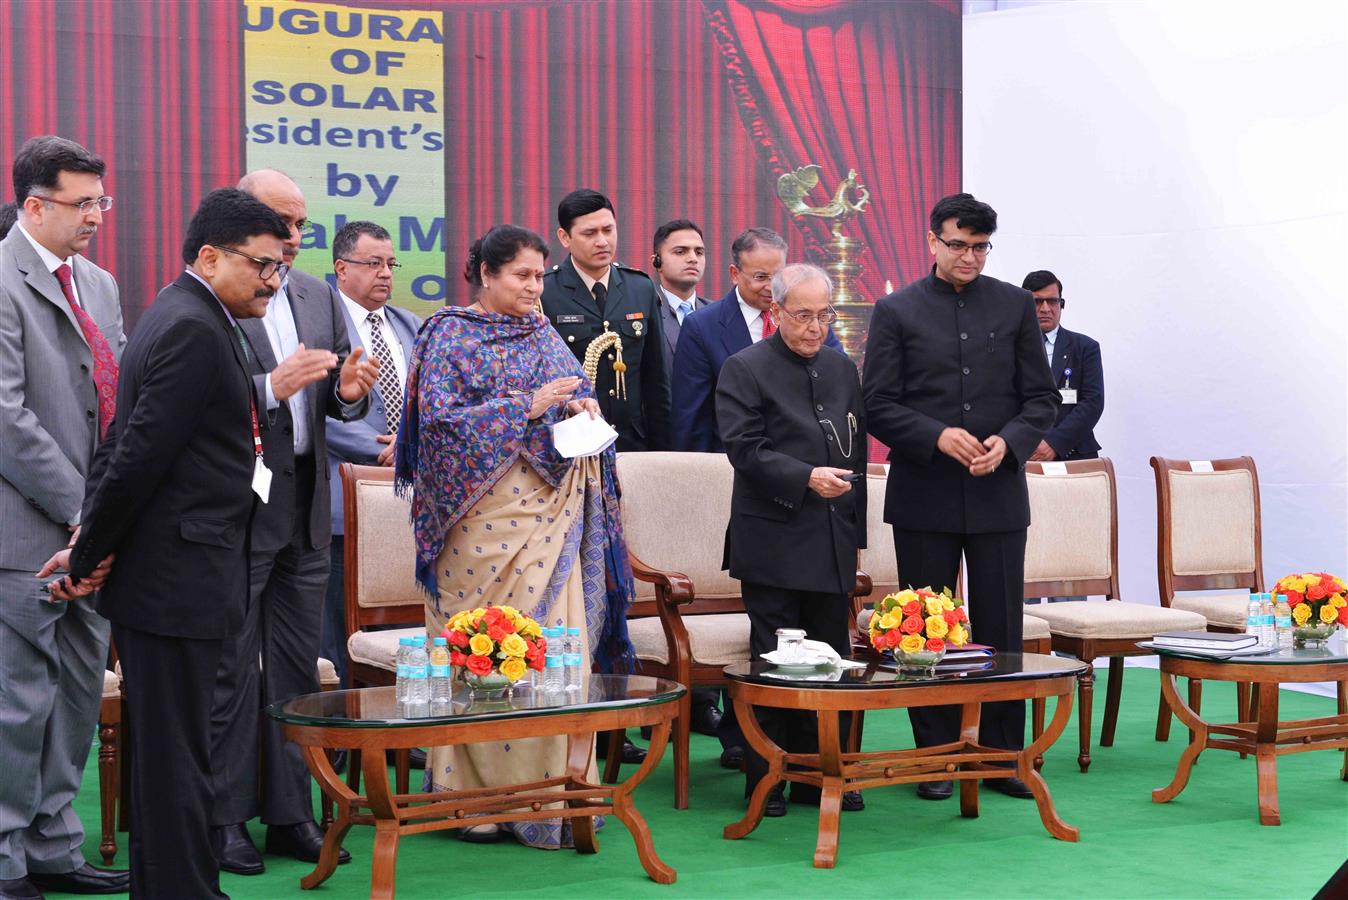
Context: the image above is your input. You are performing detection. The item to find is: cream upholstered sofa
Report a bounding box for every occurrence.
[616,451,752,810]
[1020,459,1206,772]
[1150,457,1262,631]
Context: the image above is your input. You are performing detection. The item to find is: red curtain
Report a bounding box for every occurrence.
[702,0,963,298]
[1,0,243,332]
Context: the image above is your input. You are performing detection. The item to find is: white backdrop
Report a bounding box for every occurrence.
[962,1,1347,618]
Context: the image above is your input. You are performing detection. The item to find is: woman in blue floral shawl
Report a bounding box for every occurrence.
[394,225,635,848]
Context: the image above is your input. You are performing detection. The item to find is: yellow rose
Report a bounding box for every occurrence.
[499,657,528,682]
[947,624,968,646]
[941,597,955,612]
[1330,593,1347,608]
[500,633,528,657]
[1304,574,1321,587]
[924,597,945,617]
[899,634,925,654]
[926,615,949,638]
[1288,576,1308,592]
[878,613,900,631]
[1292,603,1312,625]
[468,633,494,656]
[1320,604,1339,625]
[519,619,541,639]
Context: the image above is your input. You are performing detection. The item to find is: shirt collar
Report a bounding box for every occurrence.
[184,267,241,327]
[1044,325,1060,345]
[575,262,610,295]
[16,222,70,272]
[927,263,979,295]
[661,284,695,314]
[340,289,383,324]
[735,286,765,322]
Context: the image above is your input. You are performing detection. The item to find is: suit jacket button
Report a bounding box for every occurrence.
[80,364,89,372]
[960,332,968,340]
[958,300,966,308]
[608,389,616,397]
[86,409,95,419]
[962,367,970,375]
[816,404,824,411]
[567,335,575,343]
[963,402,972,411]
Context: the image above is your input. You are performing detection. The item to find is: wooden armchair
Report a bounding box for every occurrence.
[1019,459,1206,772]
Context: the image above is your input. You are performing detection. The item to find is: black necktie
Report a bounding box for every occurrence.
[232,322,252,363]
[591,282,607,312]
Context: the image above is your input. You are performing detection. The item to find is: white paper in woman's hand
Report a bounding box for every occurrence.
[551,414,619,458]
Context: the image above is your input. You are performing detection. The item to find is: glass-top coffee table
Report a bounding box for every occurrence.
[267,675,685,897]
[722,653,1087,868]
[1144,637,1348,825]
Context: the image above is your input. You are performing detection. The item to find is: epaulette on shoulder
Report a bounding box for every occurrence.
[613,262,652,280]
[544,264,561,277]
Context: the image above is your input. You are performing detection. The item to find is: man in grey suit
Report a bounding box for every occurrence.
[211,169,377,875]
[651,218,710,383]
[0,136,129,898]
[320,220,421,692]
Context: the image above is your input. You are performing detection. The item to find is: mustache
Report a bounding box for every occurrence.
[253,288,276,299]
[77,227,97,236]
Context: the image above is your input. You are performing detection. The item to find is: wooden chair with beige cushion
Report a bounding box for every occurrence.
[1020,459,1206,772]
[615,451,752,810]
[339,463,428,794]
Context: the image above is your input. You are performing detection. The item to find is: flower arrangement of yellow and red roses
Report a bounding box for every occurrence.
[868,586,970,656]
[441,605,546,683]
[1273,572,1348,630]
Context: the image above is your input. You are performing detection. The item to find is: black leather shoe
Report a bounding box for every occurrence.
[384,748,426,769]
[789,788,865,811]
[28,864,128,895]
[985,775,1035,799]
[719,745,744,770]
[841,790,865,811]
[596,737,647,764]
[763,787,787,817]
[214,823,265,876]
[0,876,42,899]
[329,749,348,776]
[917,780,953,800]
[690,703,723,736]
[265,821,352,865]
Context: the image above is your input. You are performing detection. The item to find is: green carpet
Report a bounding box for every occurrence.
[65,668,1347,898]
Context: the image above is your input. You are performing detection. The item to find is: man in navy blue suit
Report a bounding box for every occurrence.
[671,228,845,452]
[1022,270,1103,462]
[320,221,422,691]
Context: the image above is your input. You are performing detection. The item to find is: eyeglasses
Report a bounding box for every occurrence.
[210,244,290,281]
[339,257,402,271]
[776,306,838,326]
[933,235,993,256]
[286,217,313,235]
[1034,297,1063,307]
[33,194,114,214]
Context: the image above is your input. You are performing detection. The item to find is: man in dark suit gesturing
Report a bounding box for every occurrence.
[1022,270,1104,462]
[672,228,845,452]
[863,193,1058,801]
[210,169,375,873]
[42,189,292,899]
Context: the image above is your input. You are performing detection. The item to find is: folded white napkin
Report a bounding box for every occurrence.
[552,413,619,458]
[762,640,866,669]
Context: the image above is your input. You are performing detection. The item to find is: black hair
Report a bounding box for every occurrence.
[1022,270,1063,296]
[730,227,788,267]
[652,218,703,256]
[463,224,549,287]
[333,220,392,262]
[557,188,614,233]
[12,136,106,204]
[929,192,997,236]
[181,188,290,266]
[0,201,17,240]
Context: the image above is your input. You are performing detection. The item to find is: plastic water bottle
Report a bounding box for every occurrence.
[563,626,584,693]
[395,637,414,703]
[544,627,565,693]
[1273,594,1293,650]
[429,637,453,705]
[1258,594,1276,649]
[1246,594,1261,643]
[406,637,430,713]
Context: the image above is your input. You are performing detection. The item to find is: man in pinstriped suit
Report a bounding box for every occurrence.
[0,136,129,898]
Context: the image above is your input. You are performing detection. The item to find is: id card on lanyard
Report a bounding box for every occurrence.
[249,395,272,503]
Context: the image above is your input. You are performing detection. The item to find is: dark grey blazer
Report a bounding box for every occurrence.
[0,227,125,569]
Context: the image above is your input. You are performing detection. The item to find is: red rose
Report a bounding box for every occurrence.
[1285,590,1304,606]
[525,643,543,662]
[873,631,893,650]
[944,611,960,627]
[483,607,504,624]
[1307,584,1327,601]
[487,625,506,642]
[900,615,924,635]
[901,600,922,617]
[1338,607,1348,626]
[499,617,517,634]
[957,608,968,623]
[536,635,548,653]
[448,630,470,647]
[528,654,545,671]
[926,638,945,653]
[450,650,468,667]
[465,654,493,676]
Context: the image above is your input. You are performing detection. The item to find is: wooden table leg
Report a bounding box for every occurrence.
[1152,671,1208,804]
[812,710,843,869]
[298,745,357,890]
[1255,682,1281,826]
[610,720,676,884]
[1338,681,1347,782]
[958,702,980,820]
[724,696,784,841]
[1019,689,1079,842]
[362,749,401,900]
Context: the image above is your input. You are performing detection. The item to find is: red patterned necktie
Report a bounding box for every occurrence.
[56,263,118,441]
[761,309,777,339]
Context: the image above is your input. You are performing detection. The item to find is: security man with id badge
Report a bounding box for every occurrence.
[542,188,671,451]
[1023,270,1104,461]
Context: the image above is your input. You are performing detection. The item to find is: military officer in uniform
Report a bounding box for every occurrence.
[541,188,671,452]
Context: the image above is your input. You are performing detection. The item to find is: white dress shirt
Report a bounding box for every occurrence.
[16,222,80,308]
[1043,325,1060,367]
[340,292,407,389]
[260,280,313,455]
[735,287,769,343]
